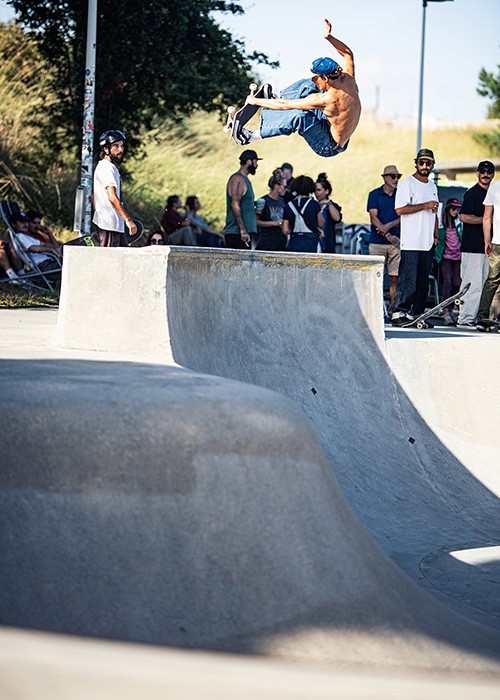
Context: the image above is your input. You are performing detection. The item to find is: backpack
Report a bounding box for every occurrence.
[288,197,317,235]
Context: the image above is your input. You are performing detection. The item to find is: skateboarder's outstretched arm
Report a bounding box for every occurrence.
[323,19,355,78]
[246,91,328,113]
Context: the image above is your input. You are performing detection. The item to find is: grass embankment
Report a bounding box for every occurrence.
[0,285,59,308]
[129,112,499,229]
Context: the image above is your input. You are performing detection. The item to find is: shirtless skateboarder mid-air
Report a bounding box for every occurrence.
[234,19,361,158]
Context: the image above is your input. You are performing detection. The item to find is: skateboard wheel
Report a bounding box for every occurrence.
[227,106,235,114]
[249,83,257,91]
[417,322,424,329]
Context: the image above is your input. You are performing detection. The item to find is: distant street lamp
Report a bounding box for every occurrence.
[416,0,453,152]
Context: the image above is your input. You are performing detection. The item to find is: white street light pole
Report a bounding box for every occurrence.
[74,0,97,237]
[416,0,453,153]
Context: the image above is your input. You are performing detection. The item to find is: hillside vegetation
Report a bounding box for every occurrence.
[1,22,498,234]
[129,112,499,229]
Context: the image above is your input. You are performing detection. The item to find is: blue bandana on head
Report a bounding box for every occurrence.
[311,57,340,76]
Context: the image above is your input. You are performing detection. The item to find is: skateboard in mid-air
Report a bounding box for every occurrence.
[224,83,271,145]
[476,318,500,333]
[403,282,471,329]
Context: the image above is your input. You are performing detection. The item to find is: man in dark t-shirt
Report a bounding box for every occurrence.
[457,160,495,326]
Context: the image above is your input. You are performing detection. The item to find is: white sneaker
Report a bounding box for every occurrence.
[443,313,455,326]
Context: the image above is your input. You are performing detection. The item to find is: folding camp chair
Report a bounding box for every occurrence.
[0,201,62,291]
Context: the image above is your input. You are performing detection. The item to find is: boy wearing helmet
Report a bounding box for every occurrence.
[93,130,137,246]
[236,18,361,158]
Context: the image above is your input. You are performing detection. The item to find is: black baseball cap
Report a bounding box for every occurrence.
[240,149,262,163]
[10,211,30,224]
[477,160,495,173]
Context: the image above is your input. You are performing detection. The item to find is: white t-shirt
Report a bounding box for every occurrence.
[483,180,500,245]
[395,175,438,251]
[15,232,51,265]
[92,159,124,233]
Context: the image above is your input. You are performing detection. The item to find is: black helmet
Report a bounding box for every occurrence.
[99,130,126,149]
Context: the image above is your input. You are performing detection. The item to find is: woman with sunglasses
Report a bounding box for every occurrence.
[436,199,463,325]
[147,230,168,246]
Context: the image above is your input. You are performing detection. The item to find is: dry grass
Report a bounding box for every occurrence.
[129,112,499,229]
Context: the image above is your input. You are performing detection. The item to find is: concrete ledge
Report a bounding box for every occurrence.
[56,247,385,358]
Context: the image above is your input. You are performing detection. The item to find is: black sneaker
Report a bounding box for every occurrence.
[262,83,273,99]
[391,313,410,327]
[233,122,252,146]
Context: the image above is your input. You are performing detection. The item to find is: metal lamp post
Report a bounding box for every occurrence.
[416,0,453,153]
[74,0,97,237]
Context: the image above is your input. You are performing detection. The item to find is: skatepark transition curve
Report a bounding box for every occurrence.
[2,245,499,676]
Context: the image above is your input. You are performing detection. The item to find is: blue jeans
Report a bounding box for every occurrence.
[259,79,348,158]
[286,233,319,253]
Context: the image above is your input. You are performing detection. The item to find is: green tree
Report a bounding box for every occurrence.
[474,65,500,154]
[7,0,278,154]
[477,65,500,118]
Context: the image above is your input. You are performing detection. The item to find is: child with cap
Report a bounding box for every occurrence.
[436,198,463,325]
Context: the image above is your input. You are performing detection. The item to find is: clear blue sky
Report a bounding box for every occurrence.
[1,0,498,122]
[217,0,499,122]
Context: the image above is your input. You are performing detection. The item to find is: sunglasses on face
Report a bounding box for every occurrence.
[386,174,401,179]
[151,238,164,245]
[417,160,433,167]
[479,169,494,175]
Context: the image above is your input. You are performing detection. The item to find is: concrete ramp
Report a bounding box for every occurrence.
[1,246,499,674]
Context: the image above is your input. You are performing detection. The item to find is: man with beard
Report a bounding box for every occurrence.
[391,148,439,327]
[223,149,261,249]
[93,130,137,247]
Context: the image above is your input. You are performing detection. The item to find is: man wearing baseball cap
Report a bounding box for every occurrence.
[476,163,499,330]
[236,18,360,158]
[223,149,261,249]
[391,148,440,327]
[11,210,62,283]
[367,165,402,313]
[456,160,496,327]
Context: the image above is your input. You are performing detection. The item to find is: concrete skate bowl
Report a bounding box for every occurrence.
[3,245,498,677]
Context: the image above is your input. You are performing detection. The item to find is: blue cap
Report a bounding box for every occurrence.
[311,57,340,76]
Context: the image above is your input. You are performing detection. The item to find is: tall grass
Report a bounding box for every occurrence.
[0,21,498,233]
[129,111,499,229]
[0,23,77,223]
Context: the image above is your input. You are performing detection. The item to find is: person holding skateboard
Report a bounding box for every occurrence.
[93,130,137,247]
[234,18,361,158]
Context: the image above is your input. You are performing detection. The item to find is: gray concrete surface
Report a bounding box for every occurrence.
[0,246,499,683]
[2,626,500,700]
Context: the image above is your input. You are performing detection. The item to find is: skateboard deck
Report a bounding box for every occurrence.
[127,219,144,245]
[476,318,500,333]
[64,219,143,247]
[224,83,268,144]
[403,282,471,329]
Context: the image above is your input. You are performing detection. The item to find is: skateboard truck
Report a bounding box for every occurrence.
[224,83,259,139]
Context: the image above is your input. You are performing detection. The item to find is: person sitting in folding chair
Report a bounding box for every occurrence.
[11,211,62,285]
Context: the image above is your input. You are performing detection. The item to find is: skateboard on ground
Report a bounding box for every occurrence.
[403,282,471,329]
[224,83,269,145]
[476,318,500,333]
